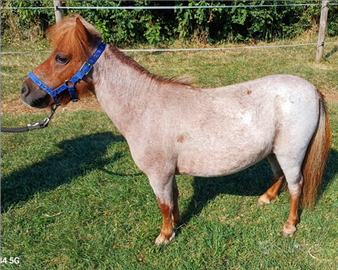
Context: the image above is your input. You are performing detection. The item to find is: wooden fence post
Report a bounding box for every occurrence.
[53,0,63,23]
[316,0,329,62]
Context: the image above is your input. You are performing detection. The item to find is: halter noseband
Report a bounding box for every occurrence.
[28,42,106,105]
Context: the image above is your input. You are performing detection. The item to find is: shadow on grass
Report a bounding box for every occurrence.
[1,132,125,213]
[3,130,337,235]
[180,149,338,227]
[325,45,338,59]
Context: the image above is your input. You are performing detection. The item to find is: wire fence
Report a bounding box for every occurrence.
[3,2,338,10]
[1,1,338,56]
[2,42,338,55]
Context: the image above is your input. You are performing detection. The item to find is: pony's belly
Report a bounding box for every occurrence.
[176,150,268,177]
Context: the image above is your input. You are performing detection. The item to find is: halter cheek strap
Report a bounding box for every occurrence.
[28,42,106,105]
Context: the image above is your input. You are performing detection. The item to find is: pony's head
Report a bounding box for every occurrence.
[21,15,102,108]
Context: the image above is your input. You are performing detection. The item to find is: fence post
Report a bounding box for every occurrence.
[53,0,63,23]
[316,0,329,62]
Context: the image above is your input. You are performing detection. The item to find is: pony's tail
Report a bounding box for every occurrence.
[301,92,331,208]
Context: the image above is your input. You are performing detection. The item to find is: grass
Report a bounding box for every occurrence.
[1,40,338,269]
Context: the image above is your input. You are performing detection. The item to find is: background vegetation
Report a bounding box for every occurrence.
[1,0,338,46]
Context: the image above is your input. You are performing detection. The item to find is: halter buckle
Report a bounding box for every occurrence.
[79,62,93,76]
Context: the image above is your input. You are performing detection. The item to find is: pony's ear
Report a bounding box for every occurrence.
[75,17,92,45]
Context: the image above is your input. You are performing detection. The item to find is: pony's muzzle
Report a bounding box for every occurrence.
[21,80,51,109]
[20,82,30,97]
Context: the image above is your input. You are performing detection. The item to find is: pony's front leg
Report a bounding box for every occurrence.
[148,174,179,245]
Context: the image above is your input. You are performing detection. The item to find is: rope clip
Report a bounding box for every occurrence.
[27,103,59,131]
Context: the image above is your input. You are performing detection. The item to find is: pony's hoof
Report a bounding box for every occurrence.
[155,231,175,245]
[281,226,296,238]
[257,195,271,205]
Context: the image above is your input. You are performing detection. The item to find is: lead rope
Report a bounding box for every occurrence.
[1,104,59,133]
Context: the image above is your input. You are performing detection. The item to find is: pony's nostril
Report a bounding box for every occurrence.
[21,83,29,97]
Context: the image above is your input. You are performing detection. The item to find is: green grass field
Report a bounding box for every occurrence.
[1,41,338,269]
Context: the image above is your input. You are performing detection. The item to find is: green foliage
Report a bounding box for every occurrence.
[0,1,55,43]
[327,5,338,36]
[43,0,177,46]
[173,0,329,43]
[1,0,338,46]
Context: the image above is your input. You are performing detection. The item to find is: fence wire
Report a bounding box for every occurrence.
[1,1,337,55]
[59,3,338,10]
[2,42,338,55]
[2,3,338,10]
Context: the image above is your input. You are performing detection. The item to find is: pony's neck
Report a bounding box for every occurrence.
[92,45,163,135]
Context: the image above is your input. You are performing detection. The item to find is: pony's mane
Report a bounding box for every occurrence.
[109,46,195,87]
[46,15,102,60]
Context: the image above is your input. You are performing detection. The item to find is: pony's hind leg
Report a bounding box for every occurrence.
[258,154,285,205]
[274,154,304,237]
[281,185,302,237]
[280,168,303,237]
[259,153,302,237]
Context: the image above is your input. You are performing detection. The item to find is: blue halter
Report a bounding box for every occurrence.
[29,42,106,105]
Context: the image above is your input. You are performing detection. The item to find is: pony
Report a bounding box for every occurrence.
[21,15,331,245]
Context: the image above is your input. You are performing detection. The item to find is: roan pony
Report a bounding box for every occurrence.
[21,15,331,245]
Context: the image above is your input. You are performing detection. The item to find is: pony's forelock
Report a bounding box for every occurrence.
[46,15,102,60]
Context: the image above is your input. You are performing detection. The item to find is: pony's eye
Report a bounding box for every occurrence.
[55,54,69,65]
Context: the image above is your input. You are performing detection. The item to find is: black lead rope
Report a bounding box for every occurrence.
[1,104,59,133]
